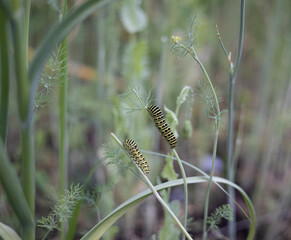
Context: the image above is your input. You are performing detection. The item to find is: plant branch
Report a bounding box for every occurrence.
[110,133,193,240]
[232,0,245,80]
[173,40,221,239]
[226,1,246,239]
[59,0,68,197]
[172,149,188,238]
[215,24,231,66]
[202,122,219,240]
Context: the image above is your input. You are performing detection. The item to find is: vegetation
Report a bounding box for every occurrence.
[1,0,291,239]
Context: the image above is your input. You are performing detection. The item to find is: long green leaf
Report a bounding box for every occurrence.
[0,6,10,143]
[0,139,35,235]
[0,222,21,240]
[81,176,256,240]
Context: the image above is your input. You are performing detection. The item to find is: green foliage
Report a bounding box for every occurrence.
[119,86,152,112]
[81,176,256,240]
[176,86,194,139]
[161,156,178,181]
[120,0,148,34]
[0,0,266,239]
[195,80,219,119]
[207,204,233,232]
[37,184,82,233]
[122,39,149,82]
[176,86,193,112]
[34,47,67,110]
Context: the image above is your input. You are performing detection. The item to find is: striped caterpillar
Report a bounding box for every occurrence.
[123,139,149,175]
[147,105,177,149]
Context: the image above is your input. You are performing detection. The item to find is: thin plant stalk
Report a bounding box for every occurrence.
[59,1,69,239]
[25,0,31,69]
[175,42,221,239]
[190,48,220,124]
[96,10,105,161]
[3,1,35,239]
[10,4,36,240]
[172,149,188,237]
[177,44,221,122]
[188,47,220,240]
[0,7,10,144]
[59,0,68,198]
[224,1,245,238]
[226,50,236,240]
[202,122,219,239]
[110,133,193,240]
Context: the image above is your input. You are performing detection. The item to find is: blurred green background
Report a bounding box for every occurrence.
[1,0,291,239]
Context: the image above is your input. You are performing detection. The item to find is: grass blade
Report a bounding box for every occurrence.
[0,139,35,239]
[0,222,21,240]
[81,176,255,240]
[0,7,10,143]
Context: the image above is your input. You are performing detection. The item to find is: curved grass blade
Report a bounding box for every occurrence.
[81,176,255,240]
[0,222,21,240]
[0,140,35,237]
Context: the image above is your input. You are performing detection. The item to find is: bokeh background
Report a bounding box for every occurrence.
[2,0,291,239]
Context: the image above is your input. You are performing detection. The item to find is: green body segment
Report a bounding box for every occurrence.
[123,139,149,175]
[147,105,177,149]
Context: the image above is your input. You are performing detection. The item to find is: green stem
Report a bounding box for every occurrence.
[0,7,10,144]
[202,122,219,240]
[133,88,145,108]
[25,0,31,68]
[232,0,245,80]
[21,123,35,215]
[8,2,35,239]
[191,49,220,126]
[95,10,105,162]
[59,0,68,198]
[178,44,220,123]
[11,8,30,124]
[178,45,221,239]
[111,133,193,240]
[59,1,68,239]
[41,230,51,240]
[215,24,229,61]
[187,48,221,239]
[172,149,188,238]
[227,1,245,238]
